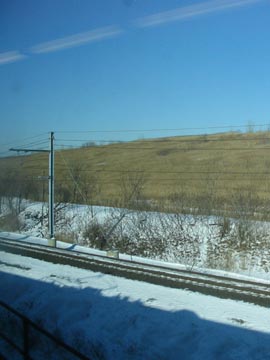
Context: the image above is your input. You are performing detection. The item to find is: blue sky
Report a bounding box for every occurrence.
[1,0,270,152]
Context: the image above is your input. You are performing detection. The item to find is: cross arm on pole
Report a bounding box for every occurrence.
[9,148,50,153]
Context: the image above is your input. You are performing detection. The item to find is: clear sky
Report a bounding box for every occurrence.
[1,0,270,153]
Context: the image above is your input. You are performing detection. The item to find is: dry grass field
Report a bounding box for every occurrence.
[2,131,270,217]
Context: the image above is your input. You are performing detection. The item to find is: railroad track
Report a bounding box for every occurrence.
[0,237,270,307]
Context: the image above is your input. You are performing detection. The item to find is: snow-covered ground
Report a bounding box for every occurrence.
[1,250,270,360]
[2,199,270,280]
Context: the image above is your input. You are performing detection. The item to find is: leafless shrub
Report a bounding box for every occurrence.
[82,220,109,249]
[218,217,232,239]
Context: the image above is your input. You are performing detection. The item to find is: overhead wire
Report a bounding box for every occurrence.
[50,167,270,176]
[53,145,270,151]
[54,138,270,151]
[0,132,49,148]
[54,123,270,134]
[3,130,270,195]
[12,139,49,149]
[55,136,270,144]
[2,127,270,156]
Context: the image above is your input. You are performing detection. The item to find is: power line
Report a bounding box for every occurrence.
[5,159,270,177]
[14,139,49,149]
[0,132,49,148]
[51,168,270,175]
[54,123,270,134]
[14,178,270,189]
[2,128,270,153]
[53,137,270,151]
[53,145,270,151]
[54,136,270,144]
[53,135,270,151]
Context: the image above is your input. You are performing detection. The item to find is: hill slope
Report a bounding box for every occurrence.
[1,131,270,217]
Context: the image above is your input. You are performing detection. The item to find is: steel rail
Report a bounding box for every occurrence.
[0,237,270,307]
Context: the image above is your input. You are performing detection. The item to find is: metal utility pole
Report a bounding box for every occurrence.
[10,131,56,247]
[48,132,55,246]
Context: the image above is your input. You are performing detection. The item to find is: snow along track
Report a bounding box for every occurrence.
[1,237,270,307]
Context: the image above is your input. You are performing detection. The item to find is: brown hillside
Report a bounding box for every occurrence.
[1,131,270,216]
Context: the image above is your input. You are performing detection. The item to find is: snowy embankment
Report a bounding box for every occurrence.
[2,199,270,280]
[1,230,270,287]
[1,251,270,360]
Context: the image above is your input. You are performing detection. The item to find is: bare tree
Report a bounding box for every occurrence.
[117,171,147,210]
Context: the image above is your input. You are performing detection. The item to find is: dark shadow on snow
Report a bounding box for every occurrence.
[0,271,270,360]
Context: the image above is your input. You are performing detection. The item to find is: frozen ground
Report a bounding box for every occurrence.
[0,250,270,359]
